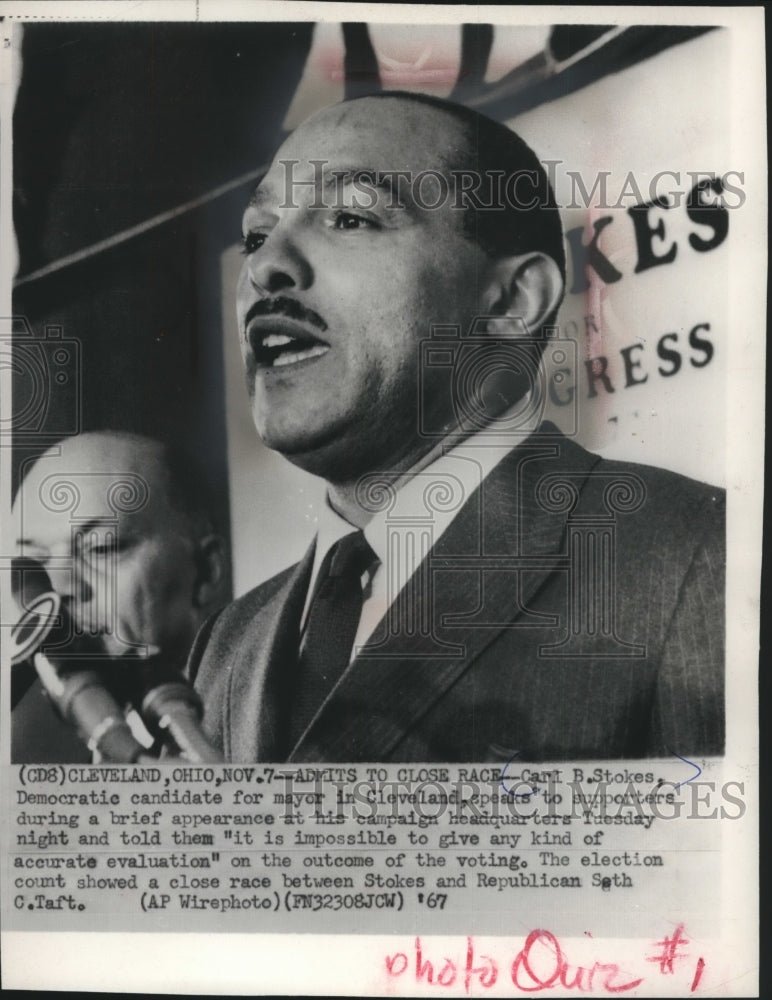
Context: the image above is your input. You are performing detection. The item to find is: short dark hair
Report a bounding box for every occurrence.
[358,91,566,328]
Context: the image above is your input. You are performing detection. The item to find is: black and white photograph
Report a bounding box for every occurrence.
[0,3,762,995]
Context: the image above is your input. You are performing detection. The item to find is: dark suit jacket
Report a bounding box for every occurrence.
[189,427,725,763]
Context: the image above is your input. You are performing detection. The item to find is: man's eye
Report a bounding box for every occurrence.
[79,544,115,561]
[240,232,267,255]
[332,212,377,231]
[76,536,129,559]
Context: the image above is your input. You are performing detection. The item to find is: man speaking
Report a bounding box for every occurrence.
[189,93,724,763]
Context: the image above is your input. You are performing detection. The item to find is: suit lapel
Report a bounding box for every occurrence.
[289,427,601,762]
[226,543,315,761]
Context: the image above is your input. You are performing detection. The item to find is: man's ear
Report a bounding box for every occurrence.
[482,252,564,333]
[192,534,227,610]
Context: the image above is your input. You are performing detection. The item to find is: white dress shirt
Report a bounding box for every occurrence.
[302,400,539,658]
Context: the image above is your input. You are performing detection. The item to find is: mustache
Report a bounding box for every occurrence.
[244,296,328,335]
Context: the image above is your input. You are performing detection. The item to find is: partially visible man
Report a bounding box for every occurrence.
[11,431,227,762]
[189,92,725,763]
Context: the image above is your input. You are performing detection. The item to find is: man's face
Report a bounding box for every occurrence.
[237,97,494,480]
[13,435,202,660]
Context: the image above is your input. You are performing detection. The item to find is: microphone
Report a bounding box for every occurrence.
[10,559,59,709]
[130,657,224,763]
[141,678,224,763]
[11,557,153,763]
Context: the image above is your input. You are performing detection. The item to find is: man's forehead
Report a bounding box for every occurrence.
[260,98,467,187]
[14,435,170,539]
[16,473,154,539]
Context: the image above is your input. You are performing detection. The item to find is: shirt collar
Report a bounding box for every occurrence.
[309,397,539,605]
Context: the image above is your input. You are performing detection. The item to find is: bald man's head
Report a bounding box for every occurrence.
[13,432,226,660]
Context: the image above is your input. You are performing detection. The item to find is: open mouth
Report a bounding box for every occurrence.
[248,320,330,369]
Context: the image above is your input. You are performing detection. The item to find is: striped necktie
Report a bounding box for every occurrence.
[286,530,376,750]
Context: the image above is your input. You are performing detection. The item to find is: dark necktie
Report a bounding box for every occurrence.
[286,530,375,750]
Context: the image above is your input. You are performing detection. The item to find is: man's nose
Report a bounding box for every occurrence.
[45,563,76,597]
[46,562,92,604]
[245,227,313,294]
